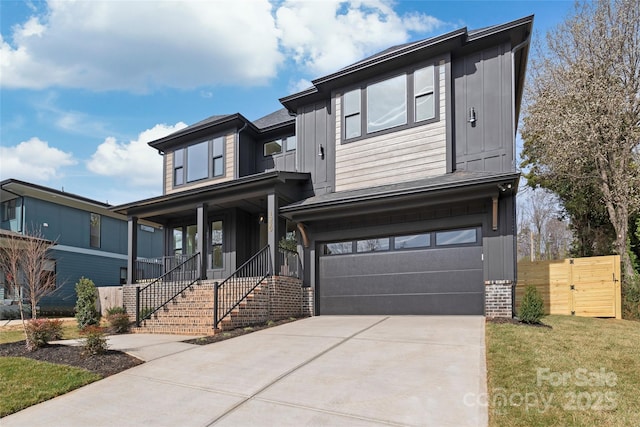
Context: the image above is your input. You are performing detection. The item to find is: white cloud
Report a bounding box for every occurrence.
[0,137,76,181]
[87,123,188,189]
[275,0,446,76]
[288,78,313,93]
[1,0,282,91]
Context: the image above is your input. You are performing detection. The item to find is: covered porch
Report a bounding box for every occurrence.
[112,171,310,285]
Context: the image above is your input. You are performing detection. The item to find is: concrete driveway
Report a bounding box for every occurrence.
[2,316,487,426]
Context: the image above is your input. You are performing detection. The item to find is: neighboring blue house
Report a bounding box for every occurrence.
[0,179,162,313]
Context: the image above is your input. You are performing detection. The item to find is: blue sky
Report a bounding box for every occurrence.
[0,0,576,205]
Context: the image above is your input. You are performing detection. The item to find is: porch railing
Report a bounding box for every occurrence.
[213,245,271,329]
[136,254,194,282]
[136,252,200,326]
[276,247,302,279]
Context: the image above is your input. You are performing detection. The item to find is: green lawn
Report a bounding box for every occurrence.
[486,315,640,427]
[0,320,80,344]
[0,357,100,417]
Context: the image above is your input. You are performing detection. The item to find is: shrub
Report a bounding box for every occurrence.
[24,318,63,350]
[519,285,545,324]
[75,277,100,329]
[81,325,108,355]
[622,276,640,320]
[106,312,131,334]
[106,306,126,316]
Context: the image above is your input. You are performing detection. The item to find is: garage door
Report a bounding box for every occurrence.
[318,228,484,315]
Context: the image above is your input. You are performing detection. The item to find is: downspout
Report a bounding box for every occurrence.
[511,33,531,317]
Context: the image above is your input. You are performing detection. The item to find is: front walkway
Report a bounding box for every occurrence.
[2,316,487,426]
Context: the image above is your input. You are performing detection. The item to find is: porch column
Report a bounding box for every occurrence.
[267,193,279,275]
[196,203,209,279]
[127,216,138,284]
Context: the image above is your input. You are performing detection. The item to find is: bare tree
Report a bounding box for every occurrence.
[0,229,56,347]
[521,0,640,278]
[518,189,572,261]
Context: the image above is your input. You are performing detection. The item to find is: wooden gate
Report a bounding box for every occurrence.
[516,255,621,319]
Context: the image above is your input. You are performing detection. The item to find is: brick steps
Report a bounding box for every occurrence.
[130,277,306,335]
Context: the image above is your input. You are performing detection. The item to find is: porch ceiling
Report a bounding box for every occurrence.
[111,171,310,224]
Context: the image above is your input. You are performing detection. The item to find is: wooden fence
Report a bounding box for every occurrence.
[96,286,123,316]
[515,255,621,319]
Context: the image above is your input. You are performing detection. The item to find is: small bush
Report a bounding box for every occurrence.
[24,318,63,350]
[106,312,131,334]
[81,326,108,355]
[105,306,126,316]
[75,277,100,329]
[519,285,546,324]
[139,307,155,320]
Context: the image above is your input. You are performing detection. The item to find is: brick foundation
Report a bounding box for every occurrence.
[122,276,310,334]
[485,280,514,318]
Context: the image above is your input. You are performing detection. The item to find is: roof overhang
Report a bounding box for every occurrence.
[281,171,520,222]
[111,171,311,223]
[0,229,55,249]
[280,15,533,113]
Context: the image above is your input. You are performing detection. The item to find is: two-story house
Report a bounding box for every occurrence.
[114,15,532,320]
[0,179,162,313]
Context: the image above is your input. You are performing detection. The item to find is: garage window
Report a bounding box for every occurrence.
[435,228,478,246]
[394,233,431,249]
[323,242,353,255]
[357,238,389,252]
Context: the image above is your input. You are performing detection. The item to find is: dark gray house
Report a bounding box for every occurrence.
[0,179,162,313]
[114,16,532,319]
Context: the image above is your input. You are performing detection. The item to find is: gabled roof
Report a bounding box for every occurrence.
[253,108,294,130]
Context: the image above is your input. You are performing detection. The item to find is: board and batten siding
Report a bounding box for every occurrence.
[334,61,447,192]
[164,133,236,195]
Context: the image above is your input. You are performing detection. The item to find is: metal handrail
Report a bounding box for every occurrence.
[136,252,200,326]
[213,245,272,329]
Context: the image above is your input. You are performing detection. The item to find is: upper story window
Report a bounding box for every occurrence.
[264,135,296,156]
[173,136,226,187]
[342,63,438,142]
[90,213,101,248]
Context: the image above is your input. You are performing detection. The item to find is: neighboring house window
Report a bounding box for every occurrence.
[173,136,226,187]
[187,141,208,182]
[90,213,101,248]
[264,140,282,156]
[211,220,223,269]
[343,63,438,141]
[212,137,224,177]
[2,199,17,221]
[174,150,184,186]
[120,267,127,285]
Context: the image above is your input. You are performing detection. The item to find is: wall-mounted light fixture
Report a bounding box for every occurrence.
[468,107,477,125]
[43,223,49,228]
[258,214,266,224]
[497,183,513,192]
[318,144,324,159]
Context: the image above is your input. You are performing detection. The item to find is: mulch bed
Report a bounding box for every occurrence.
[0,317,302,376]
[0,341,143,377]
[486,317,552,329]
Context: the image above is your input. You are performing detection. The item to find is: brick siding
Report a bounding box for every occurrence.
[485,280,514,318]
